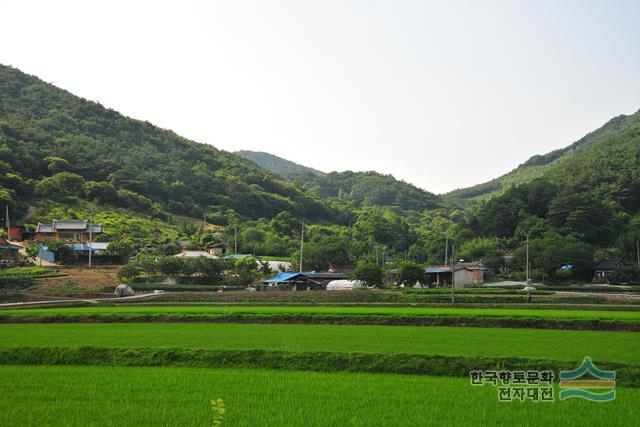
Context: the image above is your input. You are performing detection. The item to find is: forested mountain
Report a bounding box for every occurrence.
[235,150,326,182]
[299,171,443,212]
[450,110,640,278]
[0,64,339,226]
[445,114,633,206]
[2,63,640,280]
[237,150,443,212]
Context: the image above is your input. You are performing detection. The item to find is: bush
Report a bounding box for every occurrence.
[609,266,640,285]
[46,240,76,264]
[396,261,427,287]
[351,261,382,287]
[553,268,573,281]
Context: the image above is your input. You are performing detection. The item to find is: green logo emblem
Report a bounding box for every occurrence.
[559,357,615,402]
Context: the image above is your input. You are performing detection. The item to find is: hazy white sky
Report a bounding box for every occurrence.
[2,0,640,193]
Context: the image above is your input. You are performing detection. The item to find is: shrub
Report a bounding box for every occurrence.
[610,266,640,285]
[351,261,382,287]
[46,240,76,264]
[396,261,427,287]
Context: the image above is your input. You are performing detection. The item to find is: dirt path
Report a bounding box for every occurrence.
[0,293,160,308]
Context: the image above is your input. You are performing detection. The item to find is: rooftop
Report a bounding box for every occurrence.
[36,220,102,233]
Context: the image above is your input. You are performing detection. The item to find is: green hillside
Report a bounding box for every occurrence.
[0,64,337,227]
[235,150,326,181]
[445,114,632,206]
[300,171,442,212]
[236,150,442,212]
[457,110,640,277]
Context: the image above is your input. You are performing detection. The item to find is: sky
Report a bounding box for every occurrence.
[2,0,640,194]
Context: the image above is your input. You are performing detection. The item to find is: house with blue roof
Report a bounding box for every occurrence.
[262,271,347,290]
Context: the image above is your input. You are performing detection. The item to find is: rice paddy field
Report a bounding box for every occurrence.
[0,323,638,364]
[1,366,638,427]
[1,303,638,425]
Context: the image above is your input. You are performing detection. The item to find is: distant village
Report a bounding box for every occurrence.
[1,214,625,289]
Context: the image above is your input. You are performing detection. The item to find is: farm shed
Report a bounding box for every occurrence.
[262,271,348,290]
[425,263,486,288]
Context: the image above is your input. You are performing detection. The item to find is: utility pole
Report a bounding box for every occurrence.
[299,221,304,272]
[450,244,456,304]
[234,226,238,254]
[525,233,530,284]
[444,230,449,266]
[88,204,93,268]
[5,206,10,240]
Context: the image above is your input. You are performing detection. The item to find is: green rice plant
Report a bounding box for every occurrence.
[210,398,225,426]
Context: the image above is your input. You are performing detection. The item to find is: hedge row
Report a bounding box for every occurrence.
[1,313,640,331]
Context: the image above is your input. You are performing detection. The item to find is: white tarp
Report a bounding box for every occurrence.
[114,284,135,297]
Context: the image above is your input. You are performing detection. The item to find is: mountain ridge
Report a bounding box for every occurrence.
[0,64,339,226]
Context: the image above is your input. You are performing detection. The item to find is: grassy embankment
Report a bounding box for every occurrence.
[2,305,640,330]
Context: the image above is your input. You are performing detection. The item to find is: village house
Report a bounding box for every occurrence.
[425,262,486,288]
[262,271,348,290]
[34,220,102,242]
[0,235,22,266]
[593,259,621,283]
[204,242,229,256]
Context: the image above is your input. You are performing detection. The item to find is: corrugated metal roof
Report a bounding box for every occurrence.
[53,220,88,230]
[72,242,110,251]
[263,271,319,283]
[35,223,55,233]
[224,254,254,260]
[426,267,451,274]
[35,220,102,233]
[174,250,217,258]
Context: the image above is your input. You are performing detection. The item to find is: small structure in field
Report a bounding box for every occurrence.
[326,280,363,291]
[114,284,135,297]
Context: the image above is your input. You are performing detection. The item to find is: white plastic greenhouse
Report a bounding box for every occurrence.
[326,280,364,291]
